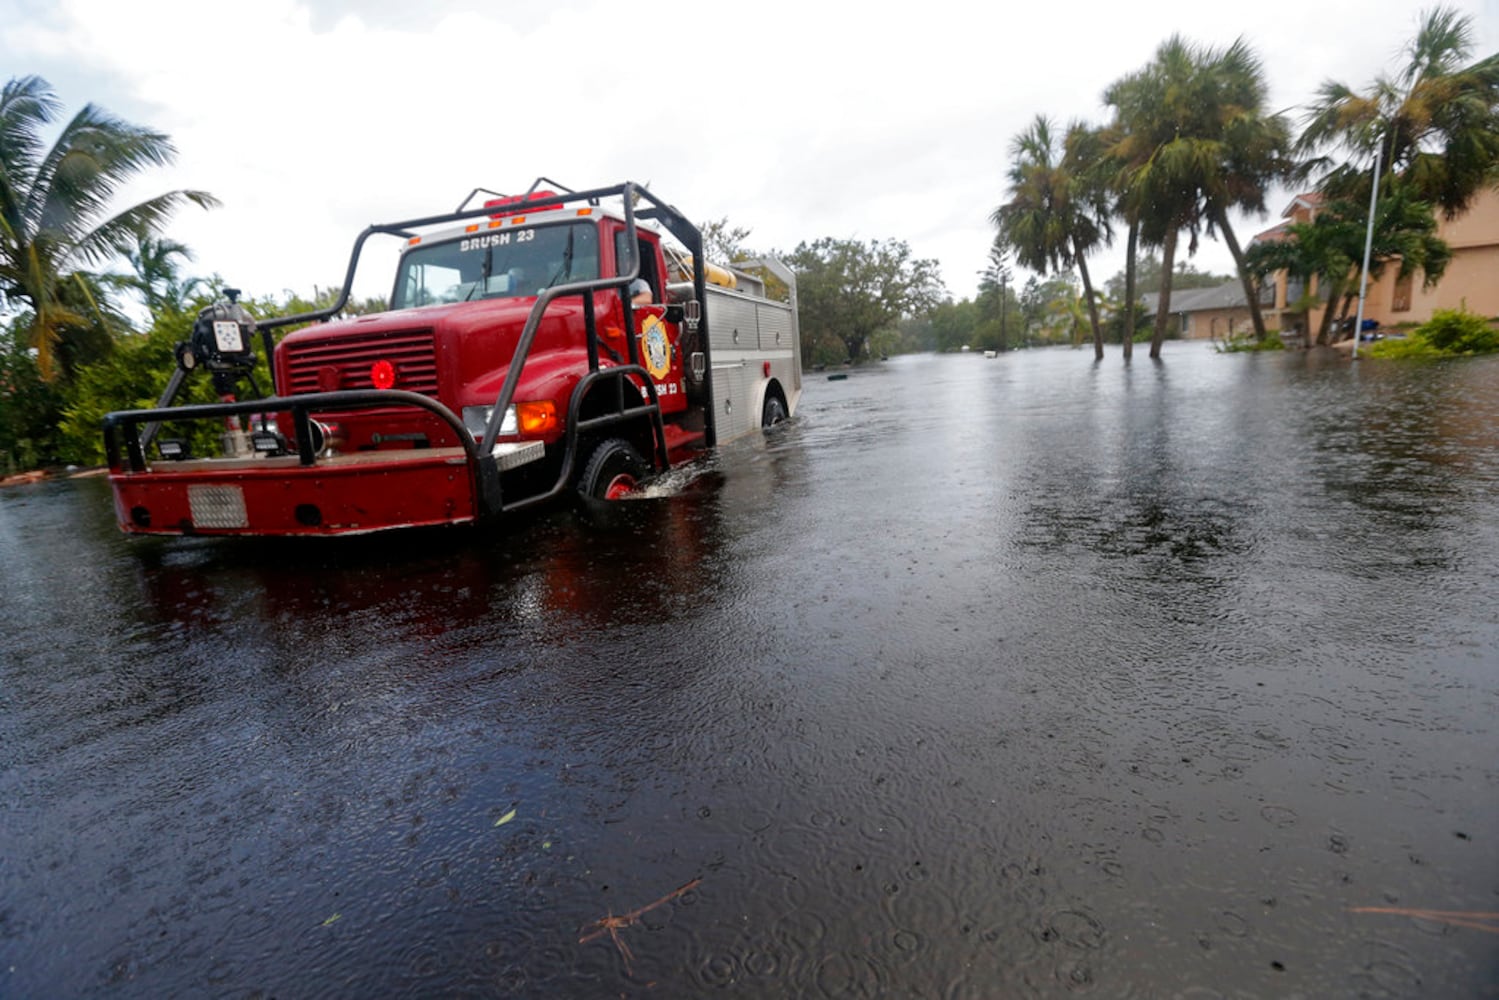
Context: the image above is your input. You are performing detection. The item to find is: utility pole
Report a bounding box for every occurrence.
[1352,135,1385,361]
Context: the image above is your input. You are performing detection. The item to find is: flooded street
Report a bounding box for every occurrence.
[3,345,1496,997]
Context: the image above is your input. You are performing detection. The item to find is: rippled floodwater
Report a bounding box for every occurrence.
[3,345,1497,997]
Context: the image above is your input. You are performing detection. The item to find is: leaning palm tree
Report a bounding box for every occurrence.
[992,115,1112,360]
[1061,124,1115,359]
[0,75,217,379]
[1290,7,1495,347]
[1299,6,1499,217]
[1196,40,1294,342]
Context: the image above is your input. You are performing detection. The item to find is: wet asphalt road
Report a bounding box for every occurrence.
[2,344,1497,997]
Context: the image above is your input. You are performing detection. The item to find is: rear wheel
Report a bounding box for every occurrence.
[761,393,788,428]
[578,438,646,500]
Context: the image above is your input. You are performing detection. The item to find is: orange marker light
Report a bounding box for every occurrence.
[516,401,558,435]
[370,360,396,389]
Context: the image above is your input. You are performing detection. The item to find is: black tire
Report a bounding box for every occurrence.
[578,438,646,501]
[761,393,788,428]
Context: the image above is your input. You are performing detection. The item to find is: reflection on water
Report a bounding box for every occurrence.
[2,345,1496,997]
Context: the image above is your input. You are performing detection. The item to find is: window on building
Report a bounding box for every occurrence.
[1392,273,1413,312]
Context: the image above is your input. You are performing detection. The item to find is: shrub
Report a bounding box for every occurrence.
[0,337,66,474]
[1366,335,1442,359]
[1417,308,1498,354]
[1368,309,1499,360]
[58,311,218,465]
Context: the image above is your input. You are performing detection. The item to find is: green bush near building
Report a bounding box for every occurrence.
[1367,309,1499,359]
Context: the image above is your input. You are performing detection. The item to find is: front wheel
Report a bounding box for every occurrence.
[578,438,646,501]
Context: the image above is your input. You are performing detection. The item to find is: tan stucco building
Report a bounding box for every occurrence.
[1253,186,1499,335]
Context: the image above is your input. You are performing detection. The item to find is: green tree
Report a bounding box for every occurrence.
[118,232,207,316]
[785,237,944,364]
[0,75,217,379]
[928,297,981,353]
[977,242,1013,350]
[1197,42,1294,342]
[57,308,215,464]
[1105,36,1290,356]
[1018,273,1081,346]
[1274,7,1495,348]
[1101,72,1162,363]
[698,217,754,264]
[0,321,64,473]
[1049,289,1093,348]
[7,269,131,378]
[1300,6,1499,219]
[993,116,1112,359]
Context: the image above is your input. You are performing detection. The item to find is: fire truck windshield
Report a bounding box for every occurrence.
[392,221,600,309]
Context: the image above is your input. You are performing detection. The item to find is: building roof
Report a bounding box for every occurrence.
[1282,192,1324,217]
[1249,193,1327,245]
[1140,278,1272,318]
[1250,220,1294,245]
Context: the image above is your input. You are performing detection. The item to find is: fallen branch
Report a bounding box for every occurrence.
[579,877,702,972]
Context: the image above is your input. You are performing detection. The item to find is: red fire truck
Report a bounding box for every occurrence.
[103,180,801,536]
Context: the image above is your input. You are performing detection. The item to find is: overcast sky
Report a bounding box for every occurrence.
[4,0,1496,306]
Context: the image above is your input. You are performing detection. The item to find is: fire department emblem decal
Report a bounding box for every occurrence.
[640,315,672,380]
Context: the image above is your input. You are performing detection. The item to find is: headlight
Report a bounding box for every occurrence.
[462,405,517,439]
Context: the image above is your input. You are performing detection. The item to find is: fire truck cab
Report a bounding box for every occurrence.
[102,181,801,536]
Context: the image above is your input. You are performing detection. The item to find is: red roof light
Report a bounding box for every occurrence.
[483,190,564,219]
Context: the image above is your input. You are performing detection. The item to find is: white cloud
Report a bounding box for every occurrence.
[4,0,1494,304]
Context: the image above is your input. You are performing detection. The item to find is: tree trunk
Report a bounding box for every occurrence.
[1212,205,1267,341]
[1150,226,1177,359]
[1075,242,1104,361]
[1314,276,1345,346]
[1122,223,1137,362]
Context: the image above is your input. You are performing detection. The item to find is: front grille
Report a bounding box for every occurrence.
[284,329,439,396]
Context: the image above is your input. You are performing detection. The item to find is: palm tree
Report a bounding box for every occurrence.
[992,115,1113,360]
[1106,37,1284,358]
[1300,6,1499,219]
[1103,48,1181,364]
[0,76,217,379]
[1104,45,1197,361]
[1061,124,1115,359]
[120,233,207,316]
[1197,40,1294,342]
